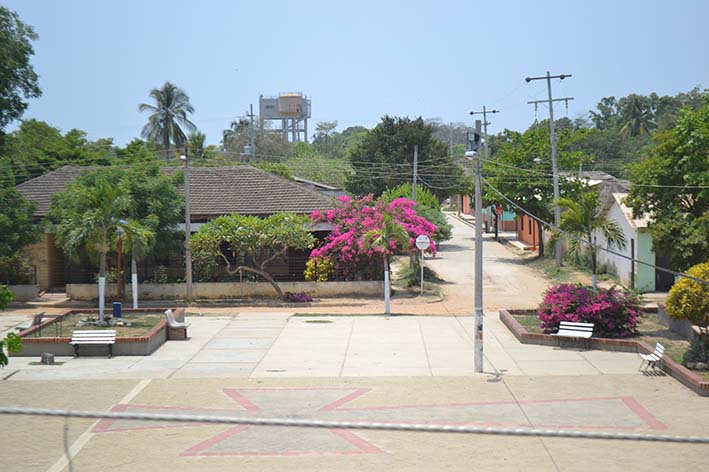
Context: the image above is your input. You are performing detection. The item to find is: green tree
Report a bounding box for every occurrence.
[119,163,182,305]
[626,95,709,271]
[115,138,159,164]
[191,212,315,299]
[484,123,588,256]
[619,94,657,140]
[139,81,196,153]
[0,160,41,283]
[0,332,21,367]
[0,7,41,132]
[555,191,626,290]
[347,116,464,200]
[51,177,130,320]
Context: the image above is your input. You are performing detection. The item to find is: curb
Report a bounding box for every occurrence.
[499,309,709,397]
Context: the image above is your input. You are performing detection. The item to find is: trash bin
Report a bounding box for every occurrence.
[113,302,122,318]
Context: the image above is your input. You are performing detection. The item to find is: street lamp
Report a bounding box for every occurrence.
[116,219,127,300]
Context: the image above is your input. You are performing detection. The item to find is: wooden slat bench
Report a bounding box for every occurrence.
[551,321,594,349]
[639,342,665,371]
[70,330,116,358]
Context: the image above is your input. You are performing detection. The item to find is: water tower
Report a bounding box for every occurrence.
[259,93,311,142]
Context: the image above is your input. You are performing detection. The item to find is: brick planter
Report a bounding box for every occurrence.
[12,308,186,357]
[499,309,709,397]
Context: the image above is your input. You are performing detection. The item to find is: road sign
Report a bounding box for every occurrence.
[495,206,503,216]
[415,235,431,251]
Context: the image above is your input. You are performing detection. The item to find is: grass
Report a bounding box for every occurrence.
[511,311,709,380]
[526,256,620,286]
[34,313,164,337]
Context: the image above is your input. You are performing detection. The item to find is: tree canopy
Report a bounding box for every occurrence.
[346,116,464,200]
[190,212,315,299]
[0,160,41,283]
[625,95,709,271]
[0,7,41,132]
[139,81,196,151]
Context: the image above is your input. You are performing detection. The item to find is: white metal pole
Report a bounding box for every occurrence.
[420,249,424,295]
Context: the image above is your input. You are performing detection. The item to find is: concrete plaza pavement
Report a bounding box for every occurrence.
[4,312,646,380]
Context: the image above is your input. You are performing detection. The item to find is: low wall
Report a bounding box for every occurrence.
[12,308,184,357]
[67,281,384,301]
[499,309,709,397]
[7,285,39,302]
[657,303,697,340]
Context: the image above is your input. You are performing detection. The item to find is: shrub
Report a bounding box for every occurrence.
[304,256,334,282]
[537,284,643,338]
[665,261,709,330]
[0,332,22,368]
[283,291,313,303]
[149,265,169,284]
[666,261,709,366]
[193,250,219,282]
[0,285,13,310]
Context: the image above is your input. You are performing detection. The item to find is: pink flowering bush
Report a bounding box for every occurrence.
[309,195,437,280]
[537,284,643,338]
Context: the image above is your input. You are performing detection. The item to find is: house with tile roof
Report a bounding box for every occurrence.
[17,165,336,290]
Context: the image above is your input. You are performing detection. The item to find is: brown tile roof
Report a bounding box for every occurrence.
[17,165,335,218]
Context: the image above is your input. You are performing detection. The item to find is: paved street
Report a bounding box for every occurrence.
[426,215,552,312]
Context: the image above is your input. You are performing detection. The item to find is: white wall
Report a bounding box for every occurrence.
[594,202,635,286]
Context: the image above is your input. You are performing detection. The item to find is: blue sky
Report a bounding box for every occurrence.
[6,0,709,146]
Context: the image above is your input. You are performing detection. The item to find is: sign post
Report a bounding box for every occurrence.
[415,235,431,296]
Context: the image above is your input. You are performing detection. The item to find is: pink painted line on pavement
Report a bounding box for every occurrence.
[620,396,667,430]
[223,389,261,413]
[320,388,371,411]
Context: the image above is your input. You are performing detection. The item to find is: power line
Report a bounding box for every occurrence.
[483,179,709,286]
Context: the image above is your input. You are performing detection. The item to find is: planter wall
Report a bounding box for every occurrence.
[657,302,697,340]
[67,281,384,301]
[499,308,709,397]
[7,285,39,302]
[12,308,184,357]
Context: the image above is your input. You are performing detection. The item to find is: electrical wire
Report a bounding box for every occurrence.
[483,178,709,286]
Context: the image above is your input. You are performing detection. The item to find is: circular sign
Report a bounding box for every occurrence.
[415,234,431,251]
[495,206,503,215]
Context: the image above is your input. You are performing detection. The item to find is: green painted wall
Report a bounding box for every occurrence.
[636,229,655,292]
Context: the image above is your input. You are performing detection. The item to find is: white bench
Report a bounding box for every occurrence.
[70,330,116,358]
[639,343,665,371]
[164,309,190,340]
[552,321,594,349]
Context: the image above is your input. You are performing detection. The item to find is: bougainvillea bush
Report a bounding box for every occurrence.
[307,195,437,281]
[537,284,643,338]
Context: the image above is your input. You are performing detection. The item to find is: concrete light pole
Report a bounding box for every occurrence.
[525,72,574,267]
[182,147,193,301]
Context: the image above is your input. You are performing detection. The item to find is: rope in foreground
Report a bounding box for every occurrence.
[2,407,709,444]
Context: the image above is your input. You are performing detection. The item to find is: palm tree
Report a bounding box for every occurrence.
[364,213,410,316]
[555,192,626,290]
[117,219,155,309]
[54,180,130,320]
[139,82,196,154]
[620,96,656,140]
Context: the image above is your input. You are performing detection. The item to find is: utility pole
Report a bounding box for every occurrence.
[183,145,193,301]
[470,107,499,239]
[526,71,574,267]
[449,122,453,157]
[412,144,418,202]
[472,119,484,373]
[248,104,256,159]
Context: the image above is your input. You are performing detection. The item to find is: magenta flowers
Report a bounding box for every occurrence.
[309,195,437,280]
[537,284,643,338]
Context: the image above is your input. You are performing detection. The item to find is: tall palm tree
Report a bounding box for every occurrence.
[139,82,196,154]
[555,192,626,290]
[620,96,656,140]
[364,213,410,315]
